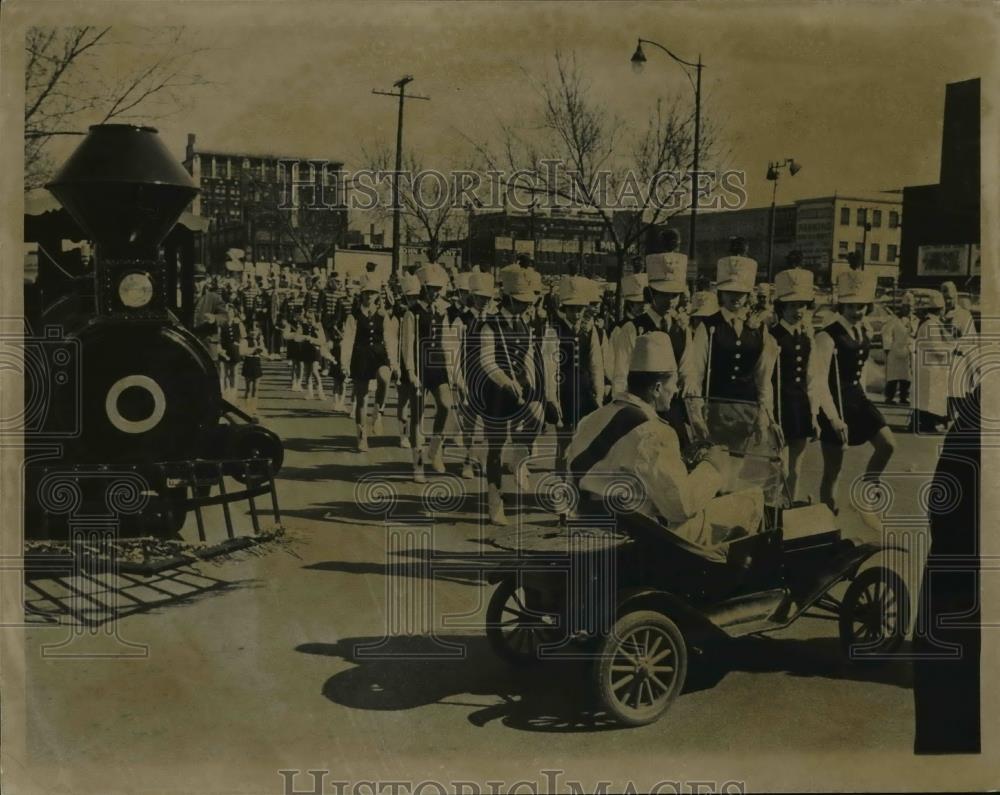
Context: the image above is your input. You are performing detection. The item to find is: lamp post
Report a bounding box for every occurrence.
[631,38,704,265]
[765,157,801,280]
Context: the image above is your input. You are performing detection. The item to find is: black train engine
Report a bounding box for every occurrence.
[25,124,282,538]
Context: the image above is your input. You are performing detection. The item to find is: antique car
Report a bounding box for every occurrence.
[483,434,909,727]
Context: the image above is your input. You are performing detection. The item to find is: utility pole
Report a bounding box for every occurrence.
[373,75,430,276]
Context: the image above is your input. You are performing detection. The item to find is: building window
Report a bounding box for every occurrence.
[838,241,848,255]
[872,209,882,228]
[870,243,880,262]
[888,244,898,262]
[856,207,867,226]
[889,210,900,228]
[840,207,850,225]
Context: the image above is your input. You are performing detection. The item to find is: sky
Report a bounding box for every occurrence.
[29,1,997,216]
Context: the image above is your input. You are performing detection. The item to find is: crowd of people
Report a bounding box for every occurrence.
[189,232,980,535]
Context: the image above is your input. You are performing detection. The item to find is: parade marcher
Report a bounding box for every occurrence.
[401,263,461,481]
[550,276,604,475]
[218,302,245,401]
[393,273,422,449]
[941,280,978,425]
[341,272,392,452]
[912,290,953,433]
[283,308,305,393]
[299,309,328,400]
[321,272,350,412]
[810,269,896,526]
[609,273,648,395]
[455,271,496,479]
[770,267,817,503]
[585,282,614,405]
[240,320,266,420]
[566,332,730,536]
[478,266,552,524]
[882,291,918,405]
[192,264,227,367]
[610,246,689,402]
[684,238,777,451]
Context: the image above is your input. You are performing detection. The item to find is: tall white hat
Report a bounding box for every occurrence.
[469,272,495,298]
[645,252,688,293]
[359,272,384,293]
[417,262,450,289]
[558,276,594,307]
[774,268,815,302]
[501,267,536,302]
[716,255,757,293]
[622,273,648,302]
[835,269,875,304]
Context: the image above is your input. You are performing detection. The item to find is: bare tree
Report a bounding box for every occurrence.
[240,166,345,267]
[466,51,723,315]
[24,26,211,188]
[359,140,464,263]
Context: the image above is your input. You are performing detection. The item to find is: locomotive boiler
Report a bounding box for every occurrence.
[25,123,283,538]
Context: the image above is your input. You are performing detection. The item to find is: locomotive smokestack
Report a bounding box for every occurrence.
[46,124,198,260]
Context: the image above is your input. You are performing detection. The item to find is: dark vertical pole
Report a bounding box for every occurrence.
[767,177,778,281]
[391,84,407,277]
[689,57,702,267]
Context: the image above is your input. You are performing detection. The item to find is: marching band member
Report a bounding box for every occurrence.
[609,273,648,396]
[218,302,245,402]
[770,267,816,503]
[478,266,551,524]
[393,273,422,449]
[567,331,729,533]
[585,282,614,404]
[455,271,497,479]
[810,269,896,524]
[401,263,461,481]
[882,291,917,405]
[240,320,266,420]
[321,271,350,411]
[300,309,328,400]
[341,272,392,452]
[684,240,777,451]
[551,276,604,475]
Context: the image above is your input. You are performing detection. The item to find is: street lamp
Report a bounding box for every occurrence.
[765,157,801,279]
[630,38,704,265]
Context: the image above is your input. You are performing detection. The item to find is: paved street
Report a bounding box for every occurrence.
[20,360,943,792]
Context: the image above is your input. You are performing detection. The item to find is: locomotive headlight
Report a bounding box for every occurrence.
[118,272,154,308]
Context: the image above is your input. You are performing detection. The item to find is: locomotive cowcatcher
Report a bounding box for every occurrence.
[23,123,283,539]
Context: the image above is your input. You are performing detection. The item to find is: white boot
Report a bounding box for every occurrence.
[461,455,474,480]
[291,379,301,392]
[488,485,507,526]
[400,433,412,449]
[413,449,426,484]
[428,436,446,474]
[316,383,327,401]
[357,423,369,453]
[372,411,384,435]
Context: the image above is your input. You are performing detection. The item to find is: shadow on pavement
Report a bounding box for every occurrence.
[298,633,620,733]
[296,631,911,733]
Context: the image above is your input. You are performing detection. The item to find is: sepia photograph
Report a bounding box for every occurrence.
[0,1,997,792]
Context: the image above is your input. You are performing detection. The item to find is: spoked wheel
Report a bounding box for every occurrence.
[486,577,560,666]
[839,566,910,661]
[594,610,687,727]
